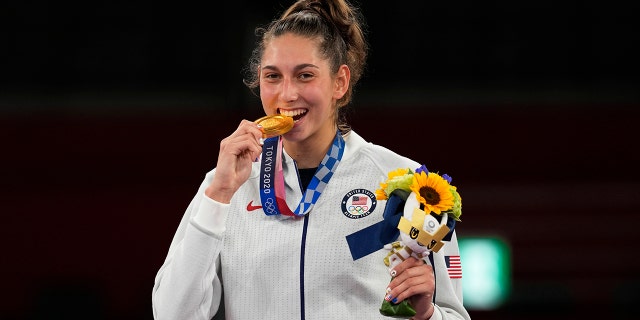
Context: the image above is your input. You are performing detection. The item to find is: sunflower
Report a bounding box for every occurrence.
[376,168,413,200]
[410,171,455,215]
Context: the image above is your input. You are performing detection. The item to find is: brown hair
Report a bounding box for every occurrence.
[244,0,368,133]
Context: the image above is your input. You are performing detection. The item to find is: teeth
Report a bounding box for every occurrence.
[280,109,306,117]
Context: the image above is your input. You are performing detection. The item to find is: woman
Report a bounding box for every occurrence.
[152,0,470,319]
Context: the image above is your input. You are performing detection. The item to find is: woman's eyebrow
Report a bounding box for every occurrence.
[261,63,320,72]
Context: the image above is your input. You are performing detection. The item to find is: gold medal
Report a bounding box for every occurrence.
[255,114,294,138]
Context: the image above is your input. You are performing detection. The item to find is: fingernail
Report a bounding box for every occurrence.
[389,269,396,277]
[386,287,391,294]
[392,297,398,304]
[259,138,264,145]
[385,294,392,302]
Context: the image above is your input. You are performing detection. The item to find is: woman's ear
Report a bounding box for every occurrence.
[333,64,351,100]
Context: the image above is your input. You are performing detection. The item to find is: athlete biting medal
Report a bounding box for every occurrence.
[255,113,345,218]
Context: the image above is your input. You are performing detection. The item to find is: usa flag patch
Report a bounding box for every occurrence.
[445,255,462,279]
[351,195,368,205]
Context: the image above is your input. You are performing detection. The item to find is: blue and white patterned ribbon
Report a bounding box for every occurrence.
[259,131,344,216]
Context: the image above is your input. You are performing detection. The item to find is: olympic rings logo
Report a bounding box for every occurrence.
[348,205,369,214]
[264,197,277,215]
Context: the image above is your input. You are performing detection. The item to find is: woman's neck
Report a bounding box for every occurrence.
[283,129,337,169]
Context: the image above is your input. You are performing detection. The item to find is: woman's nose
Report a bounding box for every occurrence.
[280,78,298,102]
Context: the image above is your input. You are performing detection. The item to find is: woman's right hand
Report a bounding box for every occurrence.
[205,119,264,203]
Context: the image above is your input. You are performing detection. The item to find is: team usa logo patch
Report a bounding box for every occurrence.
[341,189,376,219]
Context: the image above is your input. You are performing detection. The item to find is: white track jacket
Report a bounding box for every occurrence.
[152,131,471,320]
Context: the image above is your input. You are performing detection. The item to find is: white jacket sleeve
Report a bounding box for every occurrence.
[429,232,471,320]
[152,173,230,320]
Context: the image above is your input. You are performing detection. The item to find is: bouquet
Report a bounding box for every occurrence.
[375,164,462,318]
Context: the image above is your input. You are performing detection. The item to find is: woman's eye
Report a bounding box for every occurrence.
[263,73,280,80]
[298,73,314,80]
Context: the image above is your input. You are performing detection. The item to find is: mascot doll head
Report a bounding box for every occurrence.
[398,191,452,257]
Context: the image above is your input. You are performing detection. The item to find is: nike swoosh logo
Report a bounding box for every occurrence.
[246,200,262,212]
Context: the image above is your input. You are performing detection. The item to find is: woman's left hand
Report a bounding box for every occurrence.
[386,256,435,320]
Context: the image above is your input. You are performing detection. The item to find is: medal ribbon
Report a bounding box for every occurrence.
[259,131,345,216]
[274,137,295,216]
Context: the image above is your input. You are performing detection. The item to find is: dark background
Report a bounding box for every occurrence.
[2,0,639,319]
